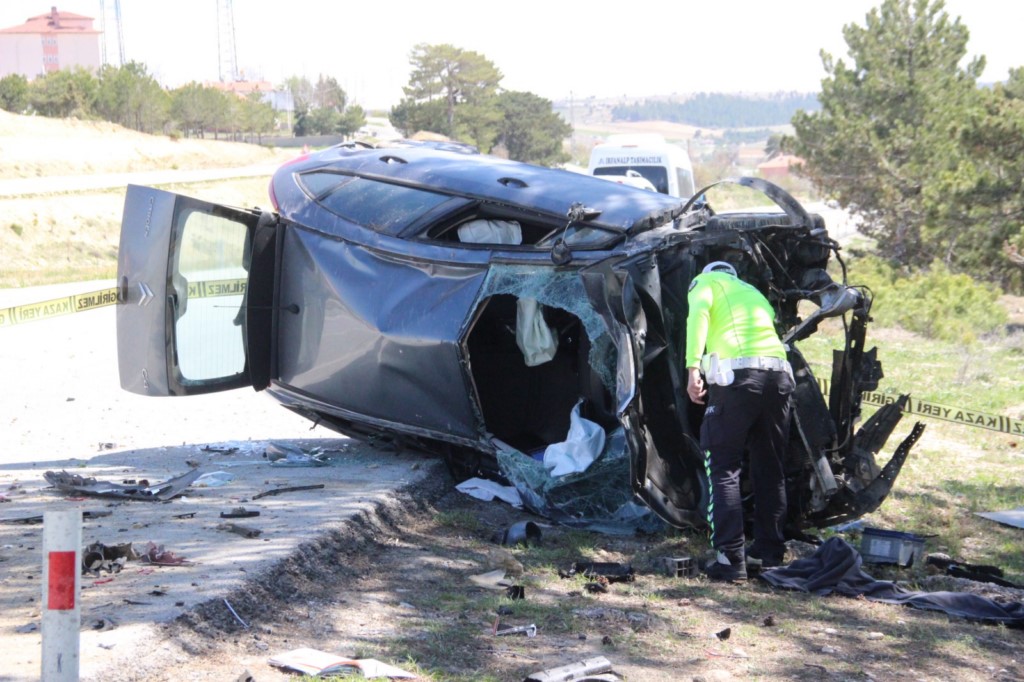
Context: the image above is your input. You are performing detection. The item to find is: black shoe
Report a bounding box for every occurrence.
[746,547,783,570]
[704,557,747,583]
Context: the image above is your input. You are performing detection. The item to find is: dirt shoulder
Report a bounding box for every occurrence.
[90,481,1024,682]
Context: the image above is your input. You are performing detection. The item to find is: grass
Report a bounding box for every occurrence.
[0,178,274,288]
[796,317,1024,580]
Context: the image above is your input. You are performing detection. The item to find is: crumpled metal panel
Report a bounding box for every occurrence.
[275,226,485,440]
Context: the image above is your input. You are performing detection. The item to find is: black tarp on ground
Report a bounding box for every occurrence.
[760,537,1024,627]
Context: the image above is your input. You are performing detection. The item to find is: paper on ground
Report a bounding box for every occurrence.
[456,477,523,507]
[268,647,415,678]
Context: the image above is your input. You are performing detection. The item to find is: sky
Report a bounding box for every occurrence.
[2,1,1021,110]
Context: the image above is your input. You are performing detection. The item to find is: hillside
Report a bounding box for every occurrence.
[0,112,296,288]
[0,110,295,180]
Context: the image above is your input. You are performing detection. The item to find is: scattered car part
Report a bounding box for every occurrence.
[859,527,926,567]
[82,542,137,575]
[220,507,260,519]
[495,623,537,637]
[662,556,698,578]
[975,507,1024,530]
[491,520,542,547]
[44,469,201,501]
[926,554,1021,589]
[524,656,615,682]
[265,441,330,467]
[252,483,325,500]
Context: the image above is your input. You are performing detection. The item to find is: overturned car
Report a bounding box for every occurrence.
[116,143,923,534]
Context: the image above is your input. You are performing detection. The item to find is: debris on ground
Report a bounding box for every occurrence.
[219,522,262,538]
[524,656,618,682]
[926,553,1023,588]
[560,561,635,583]
[761,537,1024,626]
[82,542,138,575]
[139,541,193,566]
[43,469,202,501]
[490,520,542,547]
[192,471,234,488]
[662,556,698,578]
[251,483,325,500]
[455,477,523,507]
[267,647,416,678]
[469,569,514,591]
[494,623,537,638]
[975,507,1024,530]
[264,441,330,467]
[859,526,927,567]
[219,508,260,519]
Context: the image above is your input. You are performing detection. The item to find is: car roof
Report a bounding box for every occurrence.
[276,145,686,233]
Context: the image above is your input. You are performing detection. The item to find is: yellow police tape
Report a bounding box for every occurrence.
[2,285,1021,436]
[816,378,1023,436]
[0,279,247,328]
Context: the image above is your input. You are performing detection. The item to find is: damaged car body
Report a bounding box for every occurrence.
[116,143,923,534]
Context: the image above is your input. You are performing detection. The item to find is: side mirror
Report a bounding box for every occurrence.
[551,238,572,265]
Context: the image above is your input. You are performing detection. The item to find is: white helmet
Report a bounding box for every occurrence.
[702,261,737,277]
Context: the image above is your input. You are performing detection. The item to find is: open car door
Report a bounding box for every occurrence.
[116,185,263,396]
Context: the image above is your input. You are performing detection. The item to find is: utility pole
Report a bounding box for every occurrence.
[217,0,238,82]
[570,90,576,163]
[98,0,125,66]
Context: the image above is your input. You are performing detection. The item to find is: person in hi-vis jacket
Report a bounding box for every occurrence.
[685,261,794,582]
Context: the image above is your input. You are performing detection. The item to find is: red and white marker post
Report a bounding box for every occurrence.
[42,510,81,681]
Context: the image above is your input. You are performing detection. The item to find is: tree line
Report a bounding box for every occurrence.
[0,46,570,166]
[388,43,571,166]
[786,0,1024,294]
[612,92,821,128]
[0,62,367,142]
[1,7,1019,293]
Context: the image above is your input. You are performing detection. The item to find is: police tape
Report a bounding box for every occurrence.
[2,286,1020,436]
[816,377,1024,436]
[0,278,247,328]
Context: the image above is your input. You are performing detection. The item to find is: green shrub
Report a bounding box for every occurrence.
[9,223,23,237]
[847,256,1007,344]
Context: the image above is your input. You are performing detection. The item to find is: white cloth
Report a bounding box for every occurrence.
[455,477,523,508]
[515,297,558,366]
[543,400,606,476]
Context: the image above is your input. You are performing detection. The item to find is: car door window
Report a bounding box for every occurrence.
[173,208,249,383]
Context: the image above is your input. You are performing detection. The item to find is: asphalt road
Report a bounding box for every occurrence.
[0,284,440,681]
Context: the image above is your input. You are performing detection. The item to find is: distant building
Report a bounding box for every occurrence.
[0,6,101,80]
[208,79,293,111]
[757,154,804,180]
[207,79,275,98]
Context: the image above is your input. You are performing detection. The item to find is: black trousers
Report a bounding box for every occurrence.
[701,367,794,563]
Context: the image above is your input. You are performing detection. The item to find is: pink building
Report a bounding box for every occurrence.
[757,154,804,180]
[0,6,101,80]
